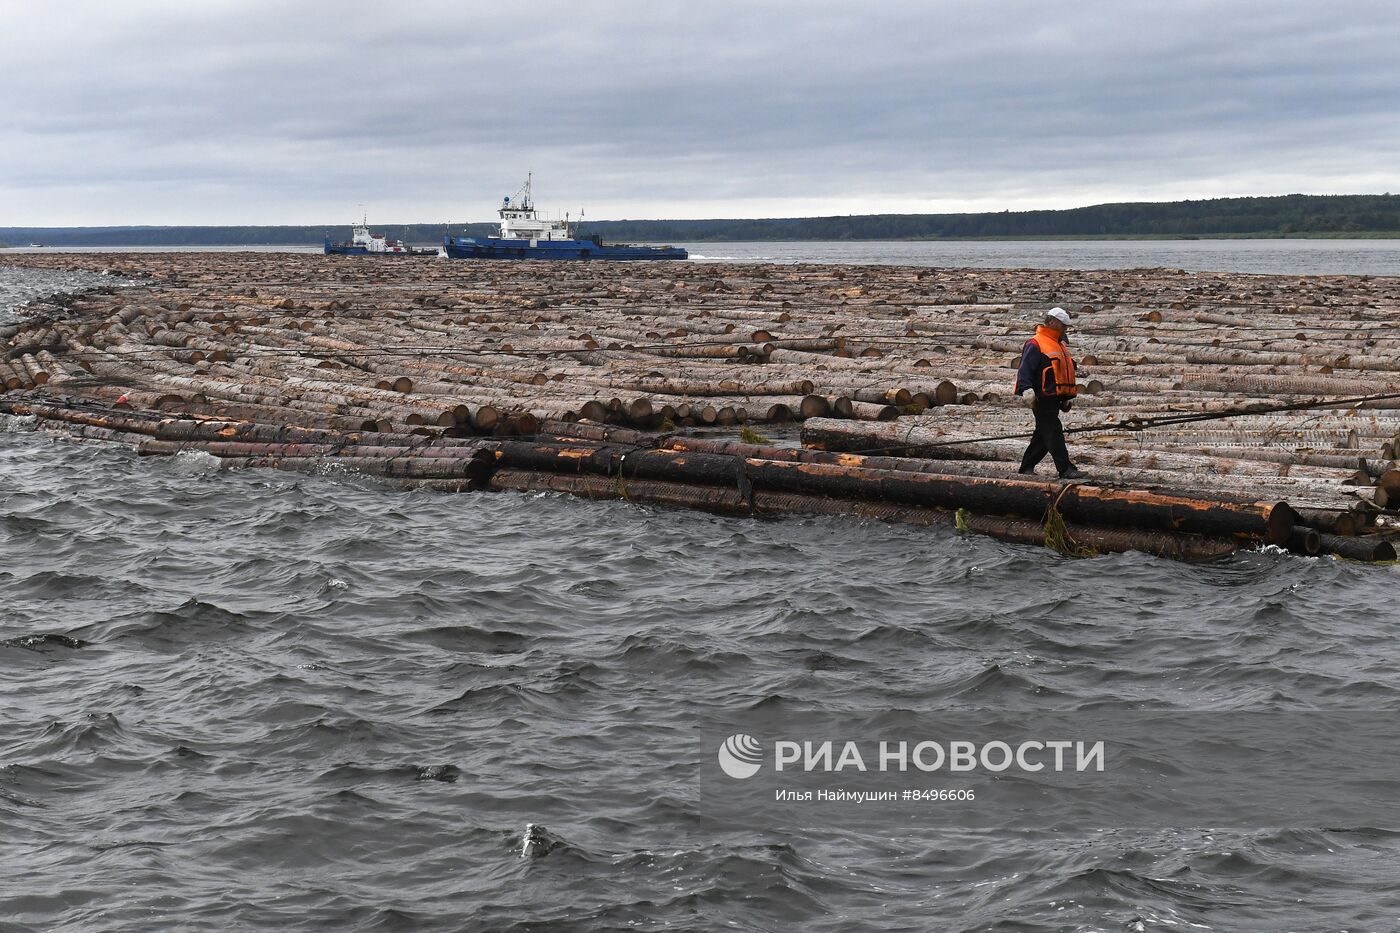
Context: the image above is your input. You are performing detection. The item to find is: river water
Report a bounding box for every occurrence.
[684,237,1400,276]
[2,256,1399,931]
[7,236,1399,276]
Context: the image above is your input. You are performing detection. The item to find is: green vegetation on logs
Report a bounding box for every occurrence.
[5,194,1400,246]
[1043,504,1098,559]
[738,426,772,445]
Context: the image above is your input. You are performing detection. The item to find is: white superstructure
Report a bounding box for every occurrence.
[350,211,411,253]
[497,174,578,241]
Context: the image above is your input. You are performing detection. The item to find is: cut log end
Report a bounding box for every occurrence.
[1267,503,1298,546]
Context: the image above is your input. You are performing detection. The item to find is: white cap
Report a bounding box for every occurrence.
[1046,307,1072,327]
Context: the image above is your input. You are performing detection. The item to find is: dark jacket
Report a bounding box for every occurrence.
[1015,339,1056,397]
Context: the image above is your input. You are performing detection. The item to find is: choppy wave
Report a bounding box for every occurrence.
[0,264,137,323]
[3,260,1400,928]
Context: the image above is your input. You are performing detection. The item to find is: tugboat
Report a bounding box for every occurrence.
[324,212,435,255]
[442,175,687,261]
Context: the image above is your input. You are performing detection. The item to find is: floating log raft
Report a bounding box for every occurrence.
[1,251,1398,562]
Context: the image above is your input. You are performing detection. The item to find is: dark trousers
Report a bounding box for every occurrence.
[1020,397,1072,474]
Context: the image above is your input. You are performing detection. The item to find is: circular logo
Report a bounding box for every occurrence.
[717,733,763,779]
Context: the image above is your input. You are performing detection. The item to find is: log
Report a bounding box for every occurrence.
[847,400,900,421]
[486,469,1239,561]
[18,355,50,385]
[1317,533,1397,562]
[228,453,495,484]
[1292,506,1361,537]
[1288,526,1322,556]
[0,361,24,390]
[489,441,1296,543]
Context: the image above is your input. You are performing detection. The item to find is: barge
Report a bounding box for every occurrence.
[443,176,687,261]
[325,214,436,256]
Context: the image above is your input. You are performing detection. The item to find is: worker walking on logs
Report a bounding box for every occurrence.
[1015,307,1086,479]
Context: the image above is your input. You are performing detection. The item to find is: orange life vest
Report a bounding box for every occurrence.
[1030,325,1078,398]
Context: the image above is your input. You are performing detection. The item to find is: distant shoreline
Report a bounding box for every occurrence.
[5,193,1400,246]
[5,232,1400,249]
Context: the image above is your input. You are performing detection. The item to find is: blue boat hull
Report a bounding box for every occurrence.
[442,236,686,261]
[324,241,370,255]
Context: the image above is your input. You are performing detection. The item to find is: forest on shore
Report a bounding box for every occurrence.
[5,193,1399,247]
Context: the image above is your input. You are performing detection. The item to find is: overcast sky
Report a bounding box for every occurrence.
[3,0,1398,225]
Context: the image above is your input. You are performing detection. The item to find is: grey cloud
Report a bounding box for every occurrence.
[3,0,1398,223]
